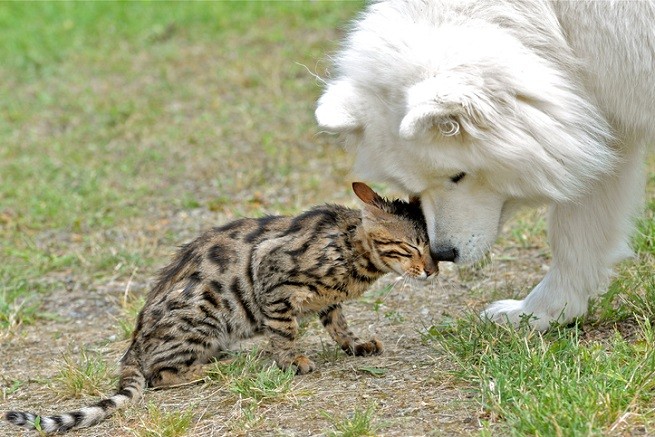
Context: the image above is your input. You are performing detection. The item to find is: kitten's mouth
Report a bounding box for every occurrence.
[418,271,439,281]
[396,270,436,281]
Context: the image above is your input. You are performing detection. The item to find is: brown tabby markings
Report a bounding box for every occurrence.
[4,182,436,434]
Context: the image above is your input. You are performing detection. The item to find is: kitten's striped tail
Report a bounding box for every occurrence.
[3,356,145,434]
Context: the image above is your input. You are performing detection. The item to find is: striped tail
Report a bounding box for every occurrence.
[4,359,145,434]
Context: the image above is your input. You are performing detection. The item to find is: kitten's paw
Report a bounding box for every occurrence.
[345,338,384,356]
[291,355,316,375]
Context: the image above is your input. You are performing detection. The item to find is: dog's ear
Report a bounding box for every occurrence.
[316,79,364,133]
[399,76,487,140]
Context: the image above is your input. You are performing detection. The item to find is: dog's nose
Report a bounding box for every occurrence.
[431,246,458,262]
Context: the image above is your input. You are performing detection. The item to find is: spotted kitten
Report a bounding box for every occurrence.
[4,182,436,434]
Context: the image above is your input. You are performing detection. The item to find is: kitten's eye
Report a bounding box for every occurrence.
[450,172,466,184]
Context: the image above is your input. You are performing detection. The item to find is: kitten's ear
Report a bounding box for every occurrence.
[352,182,384,209]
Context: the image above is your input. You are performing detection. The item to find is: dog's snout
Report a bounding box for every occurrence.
[431,246,458,262]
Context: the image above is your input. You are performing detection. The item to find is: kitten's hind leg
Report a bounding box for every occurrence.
[319,304,383,356]
[150,363,208,388]
[264,316,315,374]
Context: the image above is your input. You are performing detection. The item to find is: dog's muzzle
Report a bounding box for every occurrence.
[431,245,459,263]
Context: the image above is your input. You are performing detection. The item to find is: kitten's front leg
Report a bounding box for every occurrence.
[264,316,315,374]
[319,304,383,356]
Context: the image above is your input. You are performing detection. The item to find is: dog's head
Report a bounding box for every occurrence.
[316,7,616,263]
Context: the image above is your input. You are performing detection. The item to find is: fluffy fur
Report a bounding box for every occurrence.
[316,0,655,330]
[4,183,435,434]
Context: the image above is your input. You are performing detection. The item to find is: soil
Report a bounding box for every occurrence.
[0,236,544,436]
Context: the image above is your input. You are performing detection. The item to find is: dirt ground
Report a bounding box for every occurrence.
[0,205,549,436]
[2,4,653,436]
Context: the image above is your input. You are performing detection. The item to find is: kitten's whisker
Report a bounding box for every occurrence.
[402,274,412,290]
[376,275,405,305]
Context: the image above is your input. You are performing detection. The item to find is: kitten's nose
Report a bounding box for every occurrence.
[424,256,438,278]
[431,245,458,263]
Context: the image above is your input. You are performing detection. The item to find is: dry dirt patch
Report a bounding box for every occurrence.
[1,249,535,436]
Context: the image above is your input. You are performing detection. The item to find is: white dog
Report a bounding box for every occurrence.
[316,0,655,330]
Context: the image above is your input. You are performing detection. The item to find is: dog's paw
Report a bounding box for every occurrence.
[481,299,557,331]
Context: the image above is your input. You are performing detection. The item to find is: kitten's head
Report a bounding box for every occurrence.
[353,182,437,280]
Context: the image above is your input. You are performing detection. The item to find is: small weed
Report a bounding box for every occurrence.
[383,310,405,324]
[179,196,201,210]
[205,350,262,382]
[0,289,41,333]
[231,364,295,401]
[50,349,115,399]
[117,294,146,340]
[2,378,25,399]
[322,403,379,437]
[633,202,655,255]
[205,349,295,402]
[33,415,43,434]
[297,316,317,338]
[360,284,394,314]
[357,366,387,378]
[228,401,263,434]
[205,350,298,434]
[132,403,194,437]
[317,340,344,363]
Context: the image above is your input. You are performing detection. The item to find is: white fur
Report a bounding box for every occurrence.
[316,0,655,330]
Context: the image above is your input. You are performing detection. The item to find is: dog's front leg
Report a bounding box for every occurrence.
[483,143,645,330]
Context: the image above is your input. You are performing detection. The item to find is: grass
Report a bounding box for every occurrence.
[131,403,195,437]
[322,404,380,437]
[50,349,116,399]
[205,350,296,403]
[2,2,655,436]
[424,317,655,436]
[203,350,300,434]
[423,182,655,436]
[0,1,361,333]
[116,284,146,340]
[0,288,41,333]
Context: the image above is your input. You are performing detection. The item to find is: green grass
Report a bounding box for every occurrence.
[132,403,195,437]
[322,404,380,437]
[424,194,655,436]
[424,318,655,436]
[0,284,42,331]
[0,1,363,332]
[50,349,116,399]
[4,2,655,436]
[0,3,354,76]
[205,349,296,403]
[117,293,146,340]
[204,349,300,434]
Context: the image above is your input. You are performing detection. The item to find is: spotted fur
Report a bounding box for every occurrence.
[4,182,436,433]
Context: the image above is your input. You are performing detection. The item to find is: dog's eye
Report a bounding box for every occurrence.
[450,172,466,183]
